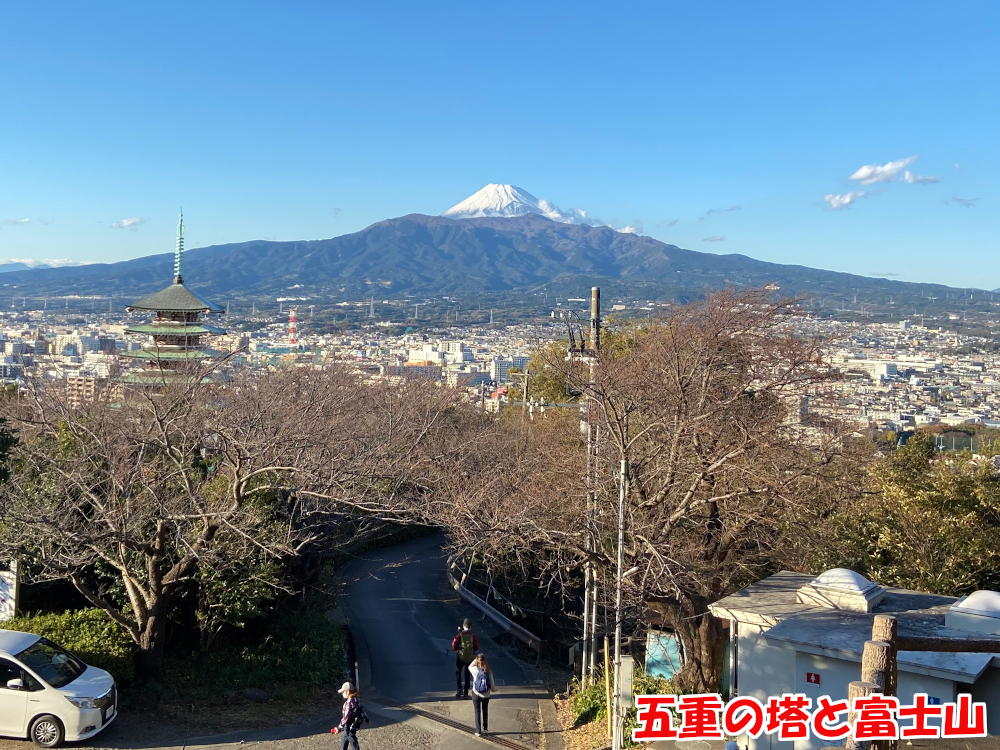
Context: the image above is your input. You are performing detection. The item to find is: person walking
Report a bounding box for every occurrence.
[331,682,369,750]
[451,618,479,698]
[468,653,497,737]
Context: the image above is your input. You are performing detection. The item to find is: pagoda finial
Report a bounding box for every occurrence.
[173,210,184,284]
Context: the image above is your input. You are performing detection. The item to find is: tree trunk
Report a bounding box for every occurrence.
[135,602,169,683]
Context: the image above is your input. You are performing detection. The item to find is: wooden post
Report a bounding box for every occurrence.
[871,616,897,750]
[860,640,892,690]
[604,635,613,742]
[845,680,879,750]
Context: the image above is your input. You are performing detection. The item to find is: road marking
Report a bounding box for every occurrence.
[382,698,536,750]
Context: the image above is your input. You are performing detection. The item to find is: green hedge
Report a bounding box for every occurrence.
[161,606,345,700]
[4,608,136,683]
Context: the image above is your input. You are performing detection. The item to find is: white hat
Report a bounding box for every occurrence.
[339,682,354,694]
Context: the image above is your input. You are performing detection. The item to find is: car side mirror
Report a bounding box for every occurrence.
[6,678,23,690]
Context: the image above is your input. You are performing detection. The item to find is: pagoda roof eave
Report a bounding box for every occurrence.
[126,281,225,314]
[121,349,219,361]
[125,323,226,335]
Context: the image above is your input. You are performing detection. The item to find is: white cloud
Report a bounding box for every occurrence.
[702,235,725,242]
[944,197,980,208]
[111,217,143,229]
[903,170,940,185]
[0,258,90,268]
[655,218,679,228]
[700,205,741,220]
[2,218,30,225]
[824,191,866,209]
[849,156,917,185]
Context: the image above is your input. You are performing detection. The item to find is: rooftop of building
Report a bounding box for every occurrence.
[710,570,1000,683]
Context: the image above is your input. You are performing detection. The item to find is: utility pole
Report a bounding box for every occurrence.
[582,287,601,685]
[611,413,628,750]
[521,362,530,419]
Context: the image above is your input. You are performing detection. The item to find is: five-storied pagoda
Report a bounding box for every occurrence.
[123,213,225,384]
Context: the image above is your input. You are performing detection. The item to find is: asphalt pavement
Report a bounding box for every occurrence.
[342,533,557,749]
[0,534,555,750]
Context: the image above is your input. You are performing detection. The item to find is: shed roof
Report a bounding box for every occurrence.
[709,570,1000,683]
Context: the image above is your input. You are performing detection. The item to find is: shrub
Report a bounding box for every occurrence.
[4,608,136,683]
[569,676,607,725]
[623,669,682,748]
[161,605,345,701]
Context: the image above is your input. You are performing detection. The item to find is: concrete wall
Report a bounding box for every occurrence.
[737,623,795,750]
[791,652,955,750]
[735,625,965,750]
[971,665,1000,732]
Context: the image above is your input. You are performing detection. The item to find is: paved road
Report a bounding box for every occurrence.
[0,535,553,750]
[343,533,555,748]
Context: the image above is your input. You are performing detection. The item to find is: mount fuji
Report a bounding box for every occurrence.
[442,183,638,233]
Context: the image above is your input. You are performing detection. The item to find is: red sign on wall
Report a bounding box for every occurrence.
[806,672,821,685]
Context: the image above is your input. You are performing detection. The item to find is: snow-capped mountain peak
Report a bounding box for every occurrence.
[441,184,546,219]
[442,184,638,233]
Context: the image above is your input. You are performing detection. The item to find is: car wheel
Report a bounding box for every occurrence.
[29,715,64,748]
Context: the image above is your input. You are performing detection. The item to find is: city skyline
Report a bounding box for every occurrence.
[0,2,997,288]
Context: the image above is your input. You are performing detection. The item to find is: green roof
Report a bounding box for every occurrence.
[120,371,214,385]
[125,323,226,335]
[127,281,225,313]
[121,349,217,361]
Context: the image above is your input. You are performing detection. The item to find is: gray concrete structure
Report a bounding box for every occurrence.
[710,570,1000,750]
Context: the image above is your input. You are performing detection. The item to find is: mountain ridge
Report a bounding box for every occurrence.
[0,213,972,304]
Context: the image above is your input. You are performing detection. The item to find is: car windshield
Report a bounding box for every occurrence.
[15,638,86,689]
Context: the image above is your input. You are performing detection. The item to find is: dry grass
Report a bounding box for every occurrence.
[552,693,610,750]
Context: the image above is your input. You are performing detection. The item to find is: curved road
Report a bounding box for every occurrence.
[0,534,556,750]
[344,534,555,748]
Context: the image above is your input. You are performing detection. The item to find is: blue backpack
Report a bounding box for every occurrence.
[474,668,490,694]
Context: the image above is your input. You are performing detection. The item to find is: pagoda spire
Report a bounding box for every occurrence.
[173,210,184,284]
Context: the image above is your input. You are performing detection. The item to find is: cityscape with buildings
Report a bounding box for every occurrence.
[6,272,1000,441]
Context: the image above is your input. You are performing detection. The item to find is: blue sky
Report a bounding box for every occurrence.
[1,1,996,288]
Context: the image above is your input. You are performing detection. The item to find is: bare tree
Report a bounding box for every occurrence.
[432,289,866,692]
[0,363,461,681]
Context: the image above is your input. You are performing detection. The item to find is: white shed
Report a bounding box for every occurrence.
[709,569,1000,750]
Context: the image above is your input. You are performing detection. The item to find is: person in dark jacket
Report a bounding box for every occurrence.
[451,618,479,697]
[331,682,369,750]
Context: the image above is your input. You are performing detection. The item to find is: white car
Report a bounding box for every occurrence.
[0,629,117,748]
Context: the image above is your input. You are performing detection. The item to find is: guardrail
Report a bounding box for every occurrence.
[446,555,546,656]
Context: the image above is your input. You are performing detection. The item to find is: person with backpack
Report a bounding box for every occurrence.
[468,653,497,737]
[451,618,479,698]
[331,681,369,750]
